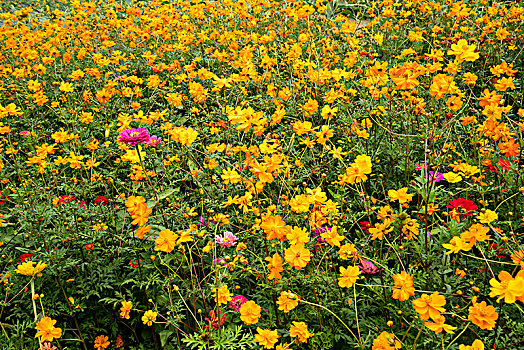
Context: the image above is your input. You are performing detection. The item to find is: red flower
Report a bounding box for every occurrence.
[59,195,76,203]
[0,191,10,205]
[94,196,109,205]
[19,253,36,262]
[129,259,142,268]
[489,243,508,259]
[204,310,227,330]
[446,198,477,222]
[496,158,511,172]
[359,221,371,233]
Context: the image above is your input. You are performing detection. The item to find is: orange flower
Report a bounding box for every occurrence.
[289,321,313,343]
[412,292,446,321]
[94,335,110,349]
[372,331,401,349]
[447,39,479,62]
[120,300,132,319]
[459,339,485,350]
[35,316,62,343]
[468,297,498,330]
[154,229,179,253]
[338,265,360,288]
[391,271,415,302]
[255,328,279,349]
[265,253,283,280]
[424,315,457,334]
[284,244,311,270]
[276,291,299,313]
[212,285,232,306]
[239,300,261,325]
[489,270,524,304]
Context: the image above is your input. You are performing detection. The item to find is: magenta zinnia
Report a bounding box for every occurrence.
[118,128,151,146]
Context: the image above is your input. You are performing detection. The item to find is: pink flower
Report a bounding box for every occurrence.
[117,128,150,146]
[147,135,162,147]
[359,260,380,274]
[228,295,248,311]
[415,162,427,171]
[216,231,238,248]
[20,131,32,137]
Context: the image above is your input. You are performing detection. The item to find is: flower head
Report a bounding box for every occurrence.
[228,295,248,311]
[216,231,238,248]
[118,128,150,146]
[142,310,157,326]
[468,297,498,330]
[147,135,162,147]
[35,317,62,343]
[16,261,47,277]
[289,321,313,343]
[94,335,110,350]
[255,328,279,349]
[239,300,261,325]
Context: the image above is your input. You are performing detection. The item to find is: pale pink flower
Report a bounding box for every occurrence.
[216,231,238,248]
[147,135,162,147]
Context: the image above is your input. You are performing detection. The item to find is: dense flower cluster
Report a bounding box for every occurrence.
[0,0,523,348]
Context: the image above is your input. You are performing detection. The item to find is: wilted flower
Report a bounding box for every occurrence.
[118,128,150,146]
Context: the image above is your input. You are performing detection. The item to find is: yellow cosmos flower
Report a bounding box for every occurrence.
[477,209,498,223]
[255,328,279,349]
[35,316,62,343]
[338,265,360,288]
[16,261,47,277]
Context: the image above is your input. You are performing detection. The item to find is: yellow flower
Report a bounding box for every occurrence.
[289,321,313,343]
[35,316,62,343]
[338,265,360,288]
[277,291,299,313]
[320,226,345,247]
[284,244,311,270]
[489,270,524,304]
[120,300,132,319]
[443,236,471,255]
[388,188,413,203]
[16,261,47,277]
[255,328,279,349]
[459,339,485,350]
[142,310,157,326]
[239,300,261,325]
[511,249,524,267]
[412,292,446,321]
[443,172,462,183]
[391,271,415,302]
[424,315,457,334]
[212,285,232,306]
[372,331,401,349]
[447,39,479,62]
[477,209,498,223]
[154,229,179,253]
[468,297,498,330]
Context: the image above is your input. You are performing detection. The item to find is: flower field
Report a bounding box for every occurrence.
[1,0,524,348]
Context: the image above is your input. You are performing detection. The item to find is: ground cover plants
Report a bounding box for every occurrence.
[0,0,523,349]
